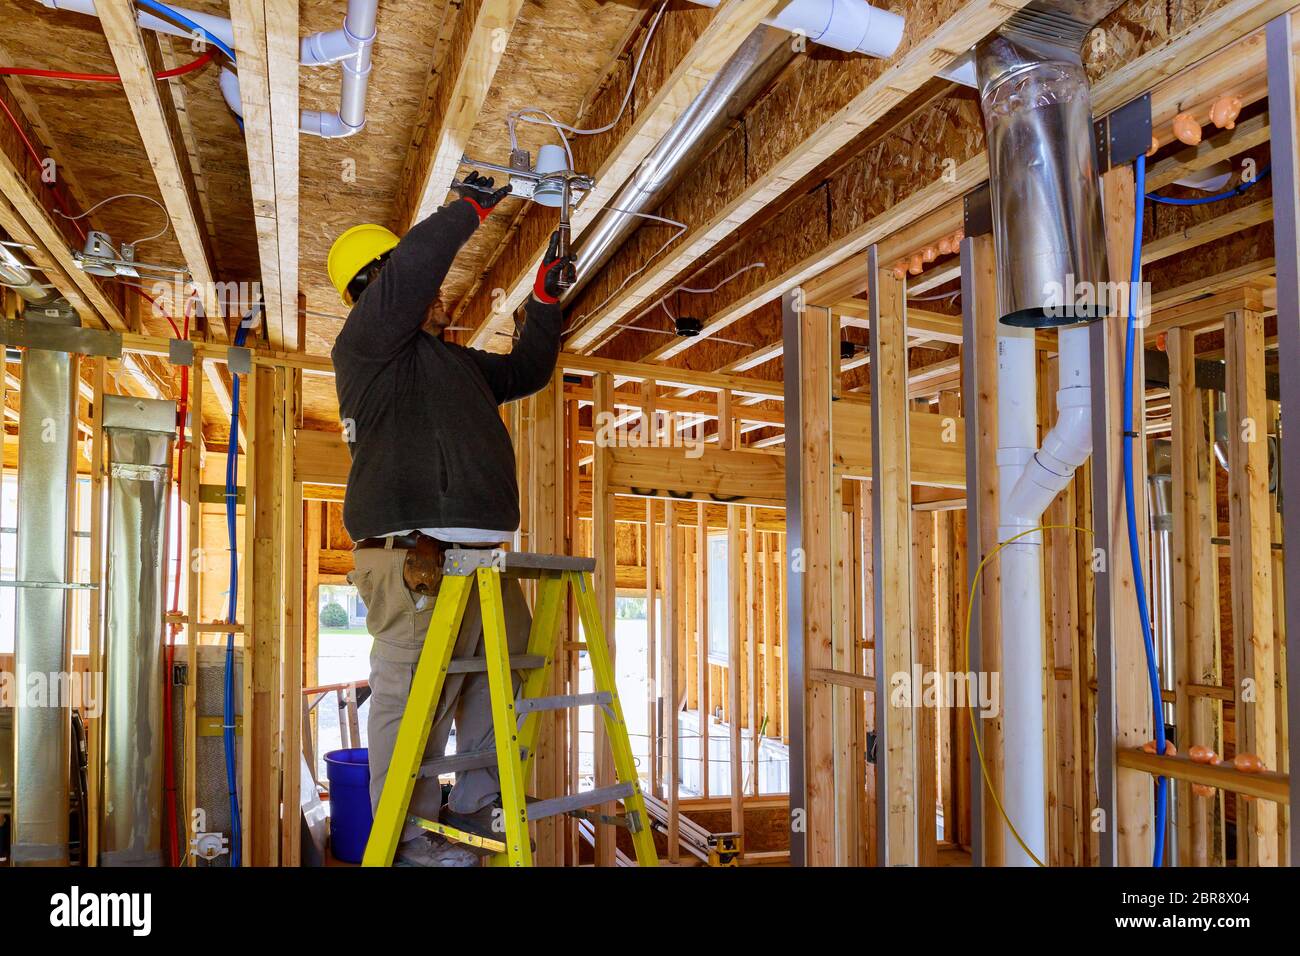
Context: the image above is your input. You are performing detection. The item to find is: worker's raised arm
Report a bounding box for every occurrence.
[463,232,574,403]
[334,174,509,364]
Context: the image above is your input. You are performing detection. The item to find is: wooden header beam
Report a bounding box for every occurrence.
[99,0,227,340]
[563,0,1033,354]
[394,0,526,233]
[462,0,789,348]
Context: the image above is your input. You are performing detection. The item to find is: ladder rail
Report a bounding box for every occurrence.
[361,573,475,867]
[476,567,534,867]
[568,570,660,866]
[361,559,659,867]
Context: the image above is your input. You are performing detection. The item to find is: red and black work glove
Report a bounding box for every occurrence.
[456,171,511,222]
[533,231,575,304]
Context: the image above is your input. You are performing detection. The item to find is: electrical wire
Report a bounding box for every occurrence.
[963,523,1094,868]
[507,0,667,164]
[222,312,256,867]
[0,49,213,83]
[55,192,171,249]
[0,94,87,241]
[1127,152,1167,867]
[1145,164,1270,205]
[568,206,688,333]
[626,260,766,326]
[135,0,237,65]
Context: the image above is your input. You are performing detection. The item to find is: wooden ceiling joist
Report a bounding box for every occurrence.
[459,0,789,350]
[638,0,1295,370]
[228,0,298,350]
[561,0,1035,355]
[393,0,528,234]
[0,145,128,332]
[98,0,228,340]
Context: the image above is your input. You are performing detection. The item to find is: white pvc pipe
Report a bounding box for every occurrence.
[688,0,905,59]
[36,0,377,139]
[39,0,236,50]
[996,323,1092,867]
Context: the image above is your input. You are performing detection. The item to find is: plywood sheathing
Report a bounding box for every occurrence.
[582,0,1276,373]
[296,0,450,355]
[437,0,646,310]
[0,0,258,320]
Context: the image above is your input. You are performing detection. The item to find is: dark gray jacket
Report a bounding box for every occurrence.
[331,198,561,540]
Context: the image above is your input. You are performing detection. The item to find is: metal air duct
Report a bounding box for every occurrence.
[99,395,176,866]
[565,26,793,301]
[9,305,80,866]
[976,0,1120,328]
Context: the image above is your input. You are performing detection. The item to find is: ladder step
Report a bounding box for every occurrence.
[526,783,634,822]
[443,549,596,577]
[418,745,528,778]
[515,691,612,715]
[447,654,546,674]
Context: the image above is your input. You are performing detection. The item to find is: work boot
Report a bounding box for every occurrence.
[394,833,479,867]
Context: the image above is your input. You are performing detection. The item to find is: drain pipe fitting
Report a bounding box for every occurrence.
[976,0,1120,868]
[36,0,378,139]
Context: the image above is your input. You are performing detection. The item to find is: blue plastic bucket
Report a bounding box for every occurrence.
[324,747,372,863]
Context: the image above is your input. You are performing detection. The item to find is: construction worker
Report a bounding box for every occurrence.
[328,172,574,866]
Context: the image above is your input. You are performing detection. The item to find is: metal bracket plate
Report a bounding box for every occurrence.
[168,337,195,367]
[226,345,252,376]
[1,318,122,358]
[963,184,993,238]
[1095,92,1152,172]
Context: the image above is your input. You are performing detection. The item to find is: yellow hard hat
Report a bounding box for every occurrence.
[328,223,400,304]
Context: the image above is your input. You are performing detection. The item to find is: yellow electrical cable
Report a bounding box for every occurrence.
[962,522,1093,869]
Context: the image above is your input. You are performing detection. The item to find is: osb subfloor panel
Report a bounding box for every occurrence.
[297,0,451,356]
[436,0,645,310]
[298,0,646,358]
[0,1,259,322]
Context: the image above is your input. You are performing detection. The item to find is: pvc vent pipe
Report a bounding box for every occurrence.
[974,0,1124,868]
[687,0,905,58]
[35,0,378,139]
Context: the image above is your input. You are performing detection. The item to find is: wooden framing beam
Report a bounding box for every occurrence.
[1224,303,1279,866]
[591,371,617,866]
[618,0,1296,370]
[563,0,1032,354]
[1167,327,1225,867]
[1145,111,1271,192]
[1096,166,1155,866]
[462,0,789,347]
[227,0,299,349]
[98,0,227,339]
[0,143,127,330]
[394,0,526,233]
[869,254,918,866]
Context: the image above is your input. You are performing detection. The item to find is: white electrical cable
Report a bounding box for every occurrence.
[507,0,668,159]
[633,260,766,324]
[54,191,172,248]
[599,260,766,351]
[568,204,688,332]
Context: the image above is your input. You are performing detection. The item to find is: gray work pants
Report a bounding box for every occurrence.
[349,547,530,841]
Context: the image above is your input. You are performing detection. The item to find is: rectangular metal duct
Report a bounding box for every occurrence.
[99,395,176,866]
[11,312,81,866]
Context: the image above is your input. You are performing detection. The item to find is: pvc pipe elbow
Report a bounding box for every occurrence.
[300,109,363,139]
[219,68,243,120]
[1037,389,1092,473]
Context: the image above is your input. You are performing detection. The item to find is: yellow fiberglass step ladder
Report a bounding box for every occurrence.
[361,549,658,867]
